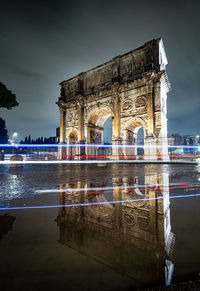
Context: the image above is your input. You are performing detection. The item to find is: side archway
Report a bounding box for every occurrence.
[67,129,78,159]
[122,118,147,159]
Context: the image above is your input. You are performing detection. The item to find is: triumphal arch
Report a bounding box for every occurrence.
[57,38,170,160]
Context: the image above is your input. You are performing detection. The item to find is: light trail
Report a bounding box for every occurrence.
[11,154,199,159]
[0,143,200,149]
[35,181,191,194]
[1,193,200,211]
[34,184,200,197]
[0,159,197,165]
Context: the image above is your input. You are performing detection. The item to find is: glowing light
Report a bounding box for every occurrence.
[34,183,200,197]
[0,143,200,149]
[0,159,197,165]
[1,192,200,211]
[35,181,191,194]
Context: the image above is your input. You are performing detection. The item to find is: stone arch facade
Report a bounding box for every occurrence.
[57,38,170,160]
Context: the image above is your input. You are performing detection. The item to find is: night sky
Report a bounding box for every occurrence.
[0,0,200,140]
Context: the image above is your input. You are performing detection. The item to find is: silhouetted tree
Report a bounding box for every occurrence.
[0,82,18,109]
[0,82,19,144]
[28,135,31,144]
[20,135,58,144]
[0,118,8,143]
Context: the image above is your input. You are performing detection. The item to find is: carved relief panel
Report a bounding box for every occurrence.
[66,109,79,127]
[121,94,147,118]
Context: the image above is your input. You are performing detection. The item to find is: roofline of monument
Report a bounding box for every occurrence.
[59,37,163,85]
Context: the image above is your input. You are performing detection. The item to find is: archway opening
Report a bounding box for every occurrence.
[68,130,78,159]
[87,107,113,157]
[103,118,112,144]
[135,127,144,158]
[125,120,145,159]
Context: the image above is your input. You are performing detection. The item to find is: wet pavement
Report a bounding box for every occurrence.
[0,163,200,290]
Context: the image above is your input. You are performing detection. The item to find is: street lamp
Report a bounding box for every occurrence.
[12,132,18,155]
[13,132,18,144]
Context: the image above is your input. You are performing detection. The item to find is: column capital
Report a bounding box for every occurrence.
[59,107,65,114]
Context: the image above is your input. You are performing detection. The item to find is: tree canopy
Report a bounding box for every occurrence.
[0,118,8,143]
[0,82,18,109]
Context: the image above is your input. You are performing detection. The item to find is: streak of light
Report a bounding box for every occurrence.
[0,144,200,149]
[1,193,200,211]
[35,181,191,194]
[0,159,197,165]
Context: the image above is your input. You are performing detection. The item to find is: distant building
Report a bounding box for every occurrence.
[168,134,200,146]
[167,136,175,146]
[56,127,60,143]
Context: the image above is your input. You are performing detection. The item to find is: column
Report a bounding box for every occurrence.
[77,107,85,159]
[113,178,122,229]
[59,107,65,143]
[58,107,66,159]
[113,96,120,138]
[78,108,83,141]
[112,95,123,159]
[145,92,157,160]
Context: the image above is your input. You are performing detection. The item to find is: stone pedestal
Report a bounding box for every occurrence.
[111,138,123,160]
[58,144,66,160]
[76,140,86,160]
[156,138,169,161]
[144,136,157,160]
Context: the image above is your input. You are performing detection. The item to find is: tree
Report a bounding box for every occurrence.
[0,82,18,109]
[0,118,8,143]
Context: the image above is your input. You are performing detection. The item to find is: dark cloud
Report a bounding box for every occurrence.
[0,0,200,139]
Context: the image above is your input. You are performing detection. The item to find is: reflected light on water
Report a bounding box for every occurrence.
[35,181,191,193]
[1,192,200,211]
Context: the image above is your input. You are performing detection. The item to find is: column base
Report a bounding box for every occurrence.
[58,143,66,160]
[76,140,86,160]
[111,138,123,160]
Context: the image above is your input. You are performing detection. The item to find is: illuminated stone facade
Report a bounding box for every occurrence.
[57,38,170,159]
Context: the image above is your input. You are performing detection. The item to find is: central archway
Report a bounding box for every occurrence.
[86,106,113,158]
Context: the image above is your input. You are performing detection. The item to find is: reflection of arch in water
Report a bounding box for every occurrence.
[56,171,175,287]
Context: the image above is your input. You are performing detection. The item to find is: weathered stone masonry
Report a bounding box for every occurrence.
[57,38,170,159]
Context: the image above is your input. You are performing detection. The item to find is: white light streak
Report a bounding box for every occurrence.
[0,160,196,165]
[35,182,190,194]
[0,143,200,149]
